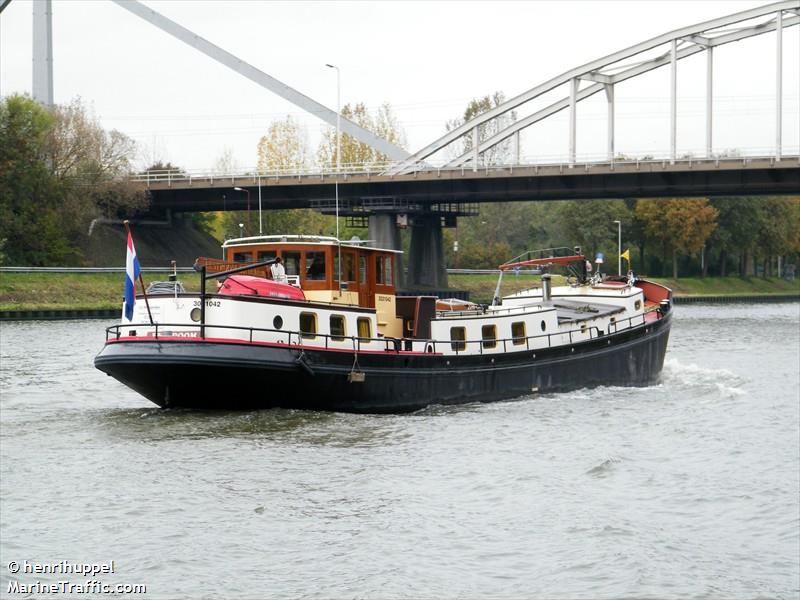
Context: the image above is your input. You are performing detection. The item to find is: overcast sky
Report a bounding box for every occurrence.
[1,0,797,171]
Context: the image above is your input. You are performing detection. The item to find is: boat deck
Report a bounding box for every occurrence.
[550,299,626,324]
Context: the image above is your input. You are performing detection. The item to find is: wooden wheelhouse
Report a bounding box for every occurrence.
[196,235,403,336]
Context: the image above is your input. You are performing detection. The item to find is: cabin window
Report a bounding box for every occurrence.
[343,254,356,282]
[376,256,385,284]
[305,251,327,281]
[335,253,356,283]
[357,317,371,339]
[273,316,283,330]
[233,251,253,263]
[283,252,301,276]
[635,299,642,310]
[540,320,547,332]
[481,325,497,349]
[375,255,394,286]
[299,312,317,339]
[257,250,277,262]
[384,256,393,286]
[512,321,526,345]
[359,256,367,284]
[450,327,466,351]
[330,315,346,341]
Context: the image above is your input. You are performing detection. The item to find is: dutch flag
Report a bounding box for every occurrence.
[123,230,141,321]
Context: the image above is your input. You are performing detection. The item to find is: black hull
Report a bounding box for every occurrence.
[95,314,671,413]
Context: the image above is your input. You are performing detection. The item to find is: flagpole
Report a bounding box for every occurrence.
[124,220,154,325]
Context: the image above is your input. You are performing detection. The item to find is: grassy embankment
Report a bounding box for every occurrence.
[0,272,798,311]
[448,273,800,304]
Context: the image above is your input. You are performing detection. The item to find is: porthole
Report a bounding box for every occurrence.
[190,307,201,322]
[273,315,283,329]
[540,320,546,332]
[635,300,642,310]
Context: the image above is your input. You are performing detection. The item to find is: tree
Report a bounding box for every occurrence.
[556,200,632,267]
[317,102,406,168]
[0,95,145,265]
[446,92,516,166]
[635,198,718,278]
[256,116,309,173]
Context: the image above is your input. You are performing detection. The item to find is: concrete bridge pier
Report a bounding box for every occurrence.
[368,214,405,289]
[407,214,448,290]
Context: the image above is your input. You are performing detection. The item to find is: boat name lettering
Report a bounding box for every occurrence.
[193,300,221,307]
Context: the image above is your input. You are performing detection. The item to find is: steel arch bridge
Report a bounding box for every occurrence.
[386,0,799,174]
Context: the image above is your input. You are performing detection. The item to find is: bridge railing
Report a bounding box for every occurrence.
[131,148,799,185]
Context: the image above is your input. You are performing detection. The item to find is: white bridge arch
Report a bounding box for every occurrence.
[386,1,799,174]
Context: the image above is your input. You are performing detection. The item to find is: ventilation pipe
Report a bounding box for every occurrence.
[542,273,552,302]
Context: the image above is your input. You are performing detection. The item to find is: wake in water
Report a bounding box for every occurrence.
[660,358,747,399]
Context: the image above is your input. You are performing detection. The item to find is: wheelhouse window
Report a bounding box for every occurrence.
[359,256,367,284]
[511,321,526,346]
[384,256,393,286]
[233,251,253,263]
[299,312,317,339]
[257,250,277,262]
[343,253,356,282]
[283,252,301,276]
[376,256,385,284]
[450,327,466,351]
[334,253,356,284]
[376,255,394,286]
[305,251,327,281]
[481,325,497,349]
[330,315,346,341]
[357,317,371,339]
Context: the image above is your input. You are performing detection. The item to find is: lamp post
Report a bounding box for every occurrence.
[238,222,244,238]
[326,63,342,291]
[325,64,341,239]
[613,220,622,275]
[234,187,251,235]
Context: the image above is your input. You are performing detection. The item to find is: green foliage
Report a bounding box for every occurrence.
[0,95,145,266]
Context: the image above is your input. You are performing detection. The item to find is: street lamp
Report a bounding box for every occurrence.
[613,220,622,275]
[234,187,251,235]
[326,63,342,291]
[238,222,244,238]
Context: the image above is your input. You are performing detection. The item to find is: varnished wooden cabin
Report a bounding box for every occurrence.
[197,235,406,338]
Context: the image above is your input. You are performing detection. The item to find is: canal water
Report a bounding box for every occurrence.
[1,304,798,599]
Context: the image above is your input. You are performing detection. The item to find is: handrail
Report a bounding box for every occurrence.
[130,152,799,184]
[106,309,660,355]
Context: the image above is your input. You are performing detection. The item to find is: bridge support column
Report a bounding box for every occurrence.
[368,214,405,289]
[408,214,448,290]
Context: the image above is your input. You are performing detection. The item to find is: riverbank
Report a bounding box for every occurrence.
[0,271,797,316]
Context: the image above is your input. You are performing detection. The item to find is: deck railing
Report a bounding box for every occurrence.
[105,308,660,357]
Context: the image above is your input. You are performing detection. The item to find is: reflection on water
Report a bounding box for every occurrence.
[1,307,798,598]
[96,407,420,448]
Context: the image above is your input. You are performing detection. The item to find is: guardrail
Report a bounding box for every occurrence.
[105,309,657,357]
[129,151,799,185]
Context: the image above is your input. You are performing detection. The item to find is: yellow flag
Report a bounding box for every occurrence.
[620,249,630,263]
